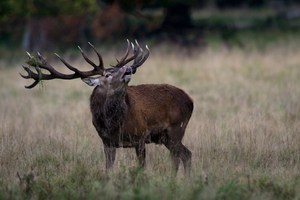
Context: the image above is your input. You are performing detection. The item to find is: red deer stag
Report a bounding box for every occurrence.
[20,40,193,175]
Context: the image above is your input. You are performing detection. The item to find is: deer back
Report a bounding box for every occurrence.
[122,84,193,138]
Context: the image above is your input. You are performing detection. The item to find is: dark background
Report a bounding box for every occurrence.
[1,0,300,51]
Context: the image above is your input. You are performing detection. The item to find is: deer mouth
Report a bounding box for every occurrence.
[123,67,132,76]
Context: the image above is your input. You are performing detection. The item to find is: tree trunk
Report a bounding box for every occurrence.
[22,18,48,51]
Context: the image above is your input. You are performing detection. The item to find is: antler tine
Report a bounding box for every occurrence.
[115,41,143,68]
[113,40,149,69]
[20,65,32,79]
[115,40,132,67]
[25,80,40,89]
[54,53,80,73]
[88,42,104,69]
[20,65,46,88]
[133,41,143,56]
[132,42,139,54]
[135,40,143,52]
[26,51,33,59]
[131,44,144,66]
[130,42,141,60]
[114,40,146,68]
[24,80,39,89]
[21,64,42,78]
[36,52,49,67]
[78,46,99,69]
[130,44,150,74]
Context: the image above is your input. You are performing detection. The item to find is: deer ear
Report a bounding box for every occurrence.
[81,77,100,86]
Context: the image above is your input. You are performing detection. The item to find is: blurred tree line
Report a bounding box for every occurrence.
[1,0,300,50]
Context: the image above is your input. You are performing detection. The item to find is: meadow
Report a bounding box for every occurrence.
[0,39,300,199]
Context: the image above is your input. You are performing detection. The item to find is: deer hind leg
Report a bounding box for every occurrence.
[179,144,192,176]
[165,125,192,176]
[104,145,116,171]
[135,143,146,168]
[166,143,191,176]
[169,147,181,174]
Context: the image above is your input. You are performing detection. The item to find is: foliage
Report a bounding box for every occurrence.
[0,0,97,20]
[100,0,199,10]
[0,170,299,199]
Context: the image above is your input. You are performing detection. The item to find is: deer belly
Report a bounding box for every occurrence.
[145,127,168,144]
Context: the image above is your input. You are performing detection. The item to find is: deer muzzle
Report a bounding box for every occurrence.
[124,66,132,76]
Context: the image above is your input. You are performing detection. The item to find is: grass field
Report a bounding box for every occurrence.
[0,41,300,199]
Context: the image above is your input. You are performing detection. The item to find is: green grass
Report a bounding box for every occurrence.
[1,40,300,199]
[1,169,298,200]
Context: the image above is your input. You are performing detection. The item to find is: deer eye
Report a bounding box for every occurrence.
[105,74,112,78]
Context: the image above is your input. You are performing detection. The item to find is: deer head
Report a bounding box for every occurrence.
[82,65,133,97]
[20,40,149,89]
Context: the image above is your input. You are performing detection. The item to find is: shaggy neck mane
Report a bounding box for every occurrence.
[90,87,127,136]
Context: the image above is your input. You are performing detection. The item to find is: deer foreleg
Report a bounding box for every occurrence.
[103,145,116,171]
[135,143,146,168]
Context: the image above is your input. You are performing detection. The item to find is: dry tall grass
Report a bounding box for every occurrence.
[0,43,299,199]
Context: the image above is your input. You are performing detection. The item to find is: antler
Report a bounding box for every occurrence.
[20,40,149,89]
[114,39,150,74]
[20,43,104,89]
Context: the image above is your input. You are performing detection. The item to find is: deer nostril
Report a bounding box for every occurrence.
[124,67,132,75]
